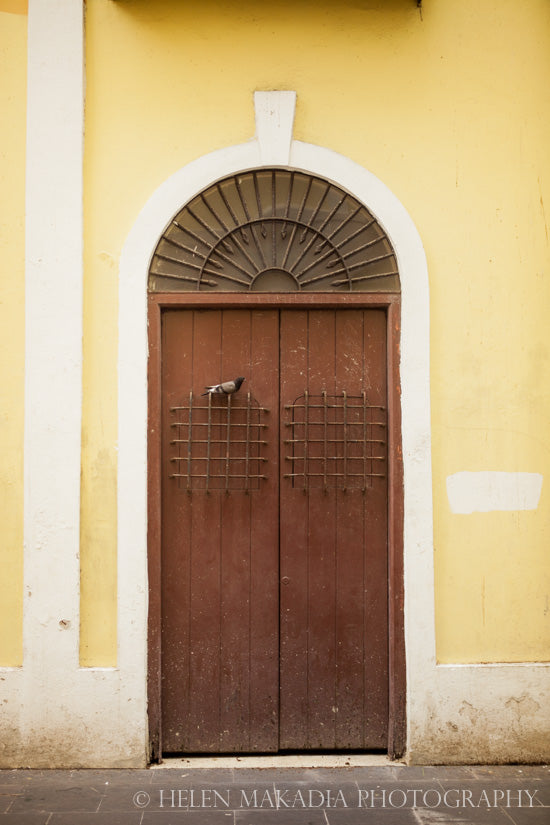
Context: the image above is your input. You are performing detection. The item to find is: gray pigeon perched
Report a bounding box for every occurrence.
[201,376,245,396]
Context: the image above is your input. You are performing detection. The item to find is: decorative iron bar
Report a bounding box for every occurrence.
[284,391,386,492]
[169,391,269,492]
[148,170,400,293]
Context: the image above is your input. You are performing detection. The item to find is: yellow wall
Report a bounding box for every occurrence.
[0,3,26,666]
[82,0,550,663]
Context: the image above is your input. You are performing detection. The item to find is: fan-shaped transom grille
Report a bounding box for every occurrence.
[148,169,400,293]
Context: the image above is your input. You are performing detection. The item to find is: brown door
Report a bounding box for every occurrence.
[160,307,388,753]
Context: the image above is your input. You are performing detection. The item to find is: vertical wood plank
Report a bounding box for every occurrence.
[186,310,226,749]
[305,310,338,748]
[362,309,389,746]
[279,310,310,749]
[334,309,368,748]
[248,310,280,751]
[218,310,252,750]
[160,309,196,751]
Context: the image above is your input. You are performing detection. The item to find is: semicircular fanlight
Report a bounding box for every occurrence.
[148,169,400,293]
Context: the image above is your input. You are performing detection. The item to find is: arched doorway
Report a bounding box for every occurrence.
[147,169,405,756]
[118,93,433,765]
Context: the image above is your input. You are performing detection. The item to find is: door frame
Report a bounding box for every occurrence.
[147,291,405,760]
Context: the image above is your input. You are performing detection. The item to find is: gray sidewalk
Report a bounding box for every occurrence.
[0,764,548,825]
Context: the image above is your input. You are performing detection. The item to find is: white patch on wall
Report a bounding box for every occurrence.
[446,471,543,514]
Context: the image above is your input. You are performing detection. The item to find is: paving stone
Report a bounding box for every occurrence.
[49,815,143,825]
[73,769,154,786]
[0,772,39,786]
[531,788,550,807]
[0,765,546,825]
[278,767,397,784]
[413,809,515,824]
[101,783,240,812]
[161,783,273,802]
[0,792,22,815]
[433,778,548,808]
[354,779,453,806]
[97,783,156,812]
[238,783,356,810]
[150,769,235,784]
[7,784,102,813]
[326,810,419,824]
[473,767,550,780]
[326,766,400,781]
[228,784,281,809]
[149,782,254,802]
[235,811,326,825]
[142,812,235,825]
[506,807,550,825]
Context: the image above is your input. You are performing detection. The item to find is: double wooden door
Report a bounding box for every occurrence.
[160,307,388,753]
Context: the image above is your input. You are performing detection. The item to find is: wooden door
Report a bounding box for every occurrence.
[160,307,388,753]
[279,309,388,749]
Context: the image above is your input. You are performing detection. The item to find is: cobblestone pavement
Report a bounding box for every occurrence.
[0,764,548,824]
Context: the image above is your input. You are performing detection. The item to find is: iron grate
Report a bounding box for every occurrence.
[148,169,400,293]
[169,391,269,492]
[284,391,386,491]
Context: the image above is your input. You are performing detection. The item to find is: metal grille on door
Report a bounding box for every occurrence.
[284,391,386,491]
[169,391,269,492]
[169,387,386,493]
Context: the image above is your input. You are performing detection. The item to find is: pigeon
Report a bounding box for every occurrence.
[201,376,245,396]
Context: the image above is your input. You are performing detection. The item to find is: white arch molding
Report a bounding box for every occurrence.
[119,91,434,761]
[121,93,550,764]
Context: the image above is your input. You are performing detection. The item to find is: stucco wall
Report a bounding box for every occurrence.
[0,0,549,767]
[82,0,550,664]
